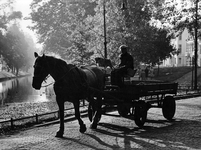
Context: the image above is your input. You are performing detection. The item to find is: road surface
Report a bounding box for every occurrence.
[0,97,201,150]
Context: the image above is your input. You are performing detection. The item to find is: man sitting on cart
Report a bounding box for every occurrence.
[111,45,134,87]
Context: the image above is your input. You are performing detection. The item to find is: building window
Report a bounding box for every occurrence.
[179,35,182,40]
[179,58,181,64]
[200,59,201,67]
[200,45,201,54]
[178,44,182,53]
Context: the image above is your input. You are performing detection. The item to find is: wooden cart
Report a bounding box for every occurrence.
[88,80,178,127]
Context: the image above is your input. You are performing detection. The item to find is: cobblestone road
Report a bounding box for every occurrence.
[0,97,201,150]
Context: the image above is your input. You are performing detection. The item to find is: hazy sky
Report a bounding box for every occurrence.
[14,0,33,33]
[14,0,42,49]
[15,0,32,16]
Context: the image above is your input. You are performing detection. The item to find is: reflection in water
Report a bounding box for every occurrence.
[0,76,55,106]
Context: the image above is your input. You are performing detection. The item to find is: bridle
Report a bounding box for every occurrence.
[33,57,51,87]
[34,56,79,88]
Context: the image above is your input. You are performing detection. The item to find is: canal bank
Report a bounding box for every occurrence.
[0,71,31,82]
[0,71,15,82]
[0,72,58,120]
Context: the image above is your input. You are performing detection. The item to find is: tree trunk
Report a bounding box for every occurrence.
[157,64,160,76]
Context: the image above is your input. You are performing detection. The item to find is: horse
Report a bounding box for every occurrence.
[95,57,113,69]
[32,52,105,138]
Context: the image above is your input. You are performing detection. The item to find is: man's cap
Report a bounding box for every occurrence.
[119,45,128,49]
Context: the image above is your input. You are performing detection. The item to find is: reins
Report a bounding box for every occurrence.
[41,81,54,87]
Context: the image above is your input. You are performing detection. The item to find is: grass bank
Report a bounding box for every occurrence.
[153,66,192,82]
[0,101,88,135]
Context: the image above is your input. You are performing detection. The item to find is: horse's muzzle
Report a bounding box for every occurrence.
[32,77,42,90]
[32,82,41,90]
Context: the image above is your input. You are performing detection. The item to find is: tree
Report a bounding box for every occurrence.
[90,0,176,66]
[0,18,35,74]
[0,0,39,74]
[154,0,199,88]
[152,0,198,35]
[133,26,176,65]
[29,0,176,66]
[30,0,97,64]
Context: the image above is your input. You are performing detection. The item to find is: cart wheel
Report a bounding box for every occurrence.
[134,101,147,127]
[88,103,101,123]
[162,96,176,120]
[117,103,130,117]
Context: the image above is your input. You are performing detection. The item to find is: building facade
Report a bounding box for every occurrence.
[162,29,201,67]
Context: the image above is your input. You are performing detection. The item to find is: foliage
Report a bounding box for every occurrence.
[135,27,176,65]
[29,0,176,66]
[153,0,200,38]
[30,0,97,64]
[0,1,36,74]
[91,0,176,66]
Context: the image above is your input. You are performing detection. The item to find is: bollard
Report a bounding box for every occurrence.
[36,114,39,124]
[11,118,14,129]
[58,110,60,119]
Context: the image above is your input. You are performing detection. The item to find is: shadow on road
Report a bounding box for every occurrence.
[88,118,201,149]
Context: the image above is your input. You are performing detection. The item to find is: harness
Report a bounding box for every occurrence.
[36,56,96,97]
[53,64,91,95]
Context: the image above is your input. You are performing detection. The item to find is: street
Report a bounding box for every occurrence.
[0,97,201,150]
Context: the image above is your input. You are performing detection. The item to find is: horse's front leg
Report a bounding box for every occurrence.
[55,100,65,138]
[73,101,86,133]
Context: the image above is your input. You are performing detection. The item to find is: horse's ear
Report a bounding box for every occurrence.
[42,54,45,58]
[34,52,39,58]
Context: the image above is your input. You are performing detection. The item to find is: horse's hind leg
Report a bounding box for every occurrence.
[55,101,64,138]
[73,101,86,133]
[90,96,102,129]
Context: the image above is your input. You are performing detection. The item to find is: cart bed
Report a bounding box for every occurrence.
[104,82,178,101]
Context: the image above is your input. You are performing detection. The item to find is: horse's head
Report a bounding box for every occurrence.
[32,52,49,90]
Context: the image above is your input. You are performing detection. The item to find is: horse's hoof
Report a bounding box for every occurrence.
[79,124,87,133]
[90,123,97,129]
[55,131,63,138]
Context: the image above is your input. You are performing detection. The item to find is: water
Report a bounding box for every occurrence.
[0,76,55,106]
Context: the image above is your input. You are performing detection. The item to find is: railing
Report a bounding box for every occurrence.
[177,85,201,94]
[1,87,201,131]
[0,101,88,130]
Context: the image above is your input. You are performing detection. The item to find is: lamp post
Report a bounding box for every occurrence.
[185,52,194,89]
[194,0,198,90]
[103,0,127,59]
[192,56,194,89]
[103,0,107,59]
[121,0,127,10]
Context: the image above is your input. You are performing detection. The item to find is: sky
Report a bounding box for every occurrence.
[14,0,32,29]
[14,0,32,16]
[14,0,42,49]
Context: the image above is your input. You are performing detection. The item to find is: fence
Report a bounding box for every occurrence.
[0,100,87,130]
[1,86,201,130]
[177,85,201,94]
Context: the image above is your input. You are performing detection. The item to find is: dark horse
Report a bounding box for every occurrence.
[32,52,105,137]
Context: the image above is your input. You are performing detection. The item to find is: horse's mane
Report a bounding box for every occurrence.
[45,55,69,68]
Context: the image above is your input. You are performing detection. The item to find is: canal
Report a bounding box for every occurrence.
[0,75,55,106]
[0,75,77,120]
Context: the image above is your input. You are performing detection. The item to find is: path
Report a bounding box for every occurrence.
[0,97,201,150]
